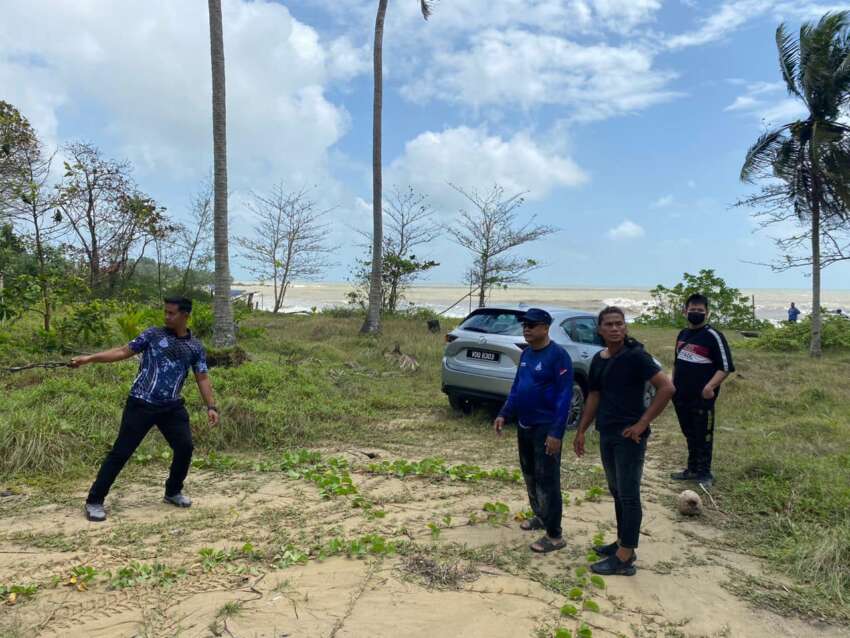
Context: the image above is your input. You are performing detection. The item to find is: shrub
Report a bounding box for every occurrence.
[635,269,768,330]
[189,302,214,338]
[55,300,118,347]
[741,314,850,351]
[115,304,162,342]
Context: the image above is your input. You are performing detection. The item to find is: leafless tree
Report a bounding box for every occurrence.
[177,179,214,293]
[354,186,441,312]
[450,184,556,308]
[237,183,335,313]
[56,142,169,294]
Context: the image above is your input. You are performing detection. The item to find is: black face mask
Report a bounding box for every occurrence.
[687,312,706,325]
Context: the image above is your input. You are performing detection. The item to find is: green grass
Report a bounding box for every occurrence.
[630,326,850,618]
[1,314,849,619]
[0,312,456,477]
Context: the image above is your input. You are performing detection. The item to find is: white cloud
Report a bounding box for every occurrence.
[666,0,773,49]
[386,126,588,211]
[402,29,680,121]
[773,2,850,20]
[320,0,662,37]
[665,1,849,52]
[723,81,808,124]
[0,0,367,193]
[651,194,674,208]
[724,96,761,112]
[607,219,645,240]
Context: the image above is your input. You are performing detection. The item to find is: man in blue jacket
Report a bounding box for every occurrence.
[494,308,573,553]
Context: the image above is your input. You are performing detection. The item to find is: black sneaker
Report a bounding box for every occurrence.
[591,553,636,576]
[670,469,698,481]
[593,541,619,556]
[85,502,106,522]
[163,493,192,508]
[697,474,714,488]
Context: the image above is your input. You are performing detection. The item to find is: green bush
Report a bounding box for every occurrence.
[189,303,214,338]
[741,315,850,351]
[55,300,119,347]
[115,304,162,343]
[635,269,768,330]
[319,305,363,319]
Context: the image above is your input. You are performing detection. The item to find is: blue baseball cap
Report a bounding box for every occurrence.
[520,308,552,325]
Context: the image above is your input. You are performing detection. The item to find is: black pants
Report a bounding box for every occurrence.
[674,400,715,476]
[517,426,562,538]
[87,397,194,504]
[599,431,647,549]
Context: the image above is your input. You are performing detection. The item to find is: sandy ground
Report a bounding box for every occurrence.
[1,426,847,638]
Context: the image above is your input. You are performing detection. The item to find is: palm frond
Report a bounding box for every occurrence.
[776,24,801,98]
[797,12,850,120]
[419,0,434,20]
[833,48,850,102]
[741,126,791,182]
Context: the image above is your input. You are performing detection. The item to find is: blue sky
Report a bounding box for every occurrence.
[2,0,849,290]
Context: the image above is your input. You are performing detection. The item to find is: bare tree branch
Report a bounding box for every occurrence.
[236,183,336,312]
[449,184,556,308]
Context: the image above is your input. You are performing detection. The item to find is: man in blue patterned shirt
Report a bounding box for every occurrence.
[71,296,220,522]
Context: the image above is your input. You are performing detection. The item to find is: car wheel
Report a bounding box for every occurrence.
[448,392,474,415]
[567,381,585,430]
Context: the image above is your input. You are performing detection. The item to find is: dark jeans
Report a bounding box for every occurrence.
[517,426,562,538]
[674,400,715,476]
[87,397,194,504]
[599,431,647,549]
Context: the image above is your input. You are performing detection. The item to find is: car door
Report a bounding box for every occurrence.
[560,316,603,374]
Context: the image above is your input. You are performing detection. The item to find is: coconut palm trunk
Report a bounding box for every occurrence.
[208,0,235,347]
[361,0,389,335]
[361,0,433,334]
[810,167,823,356]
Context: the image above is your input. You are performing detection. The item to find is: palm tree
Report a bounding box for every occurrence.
[361,0,434,334]
[208,0,235,346]
[741,11,850,356]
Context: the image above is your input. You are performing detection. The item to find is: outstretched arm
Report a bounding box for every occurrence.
[70,345,135,367]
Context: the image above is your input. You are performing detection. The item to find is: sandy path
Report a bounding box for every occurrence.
[1,451,846,638]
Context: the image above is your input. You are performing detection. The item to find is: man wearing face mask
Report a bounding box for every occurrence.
[670,293,735,487]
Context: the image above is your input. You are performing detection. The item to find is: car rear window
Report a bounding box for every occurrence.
[458,310,524,336]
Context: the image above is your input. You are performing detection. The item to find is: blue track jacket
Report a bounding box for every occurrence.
[498,341,574,439]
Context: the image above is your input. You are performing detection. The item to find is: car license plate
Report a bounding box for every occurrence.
[466,349,500,362]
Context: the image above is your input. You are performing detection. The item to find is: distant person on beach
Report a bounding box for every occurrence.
[70,297,219,522]
[494,308,573,554]
[670,294,734,488]
[787,302,801,323]
[573,306,674,576]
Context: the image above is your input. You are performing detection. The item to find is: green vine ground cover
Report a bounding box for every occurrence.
[1,313,849,630]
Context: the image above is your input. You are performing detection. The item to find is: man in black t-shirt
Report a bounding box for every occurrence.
[671,293,735,487]
[573,306,674,576]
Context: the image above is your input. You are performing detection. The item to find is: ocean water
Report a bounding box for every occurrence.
[235,282,850,322]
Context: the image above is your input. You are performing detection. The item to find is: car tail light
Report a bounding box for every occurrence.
[515,342,529,350]
[445,334,458,343]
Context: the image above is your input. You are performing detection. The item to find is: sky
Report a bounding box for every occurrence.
[2,0,849,290]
